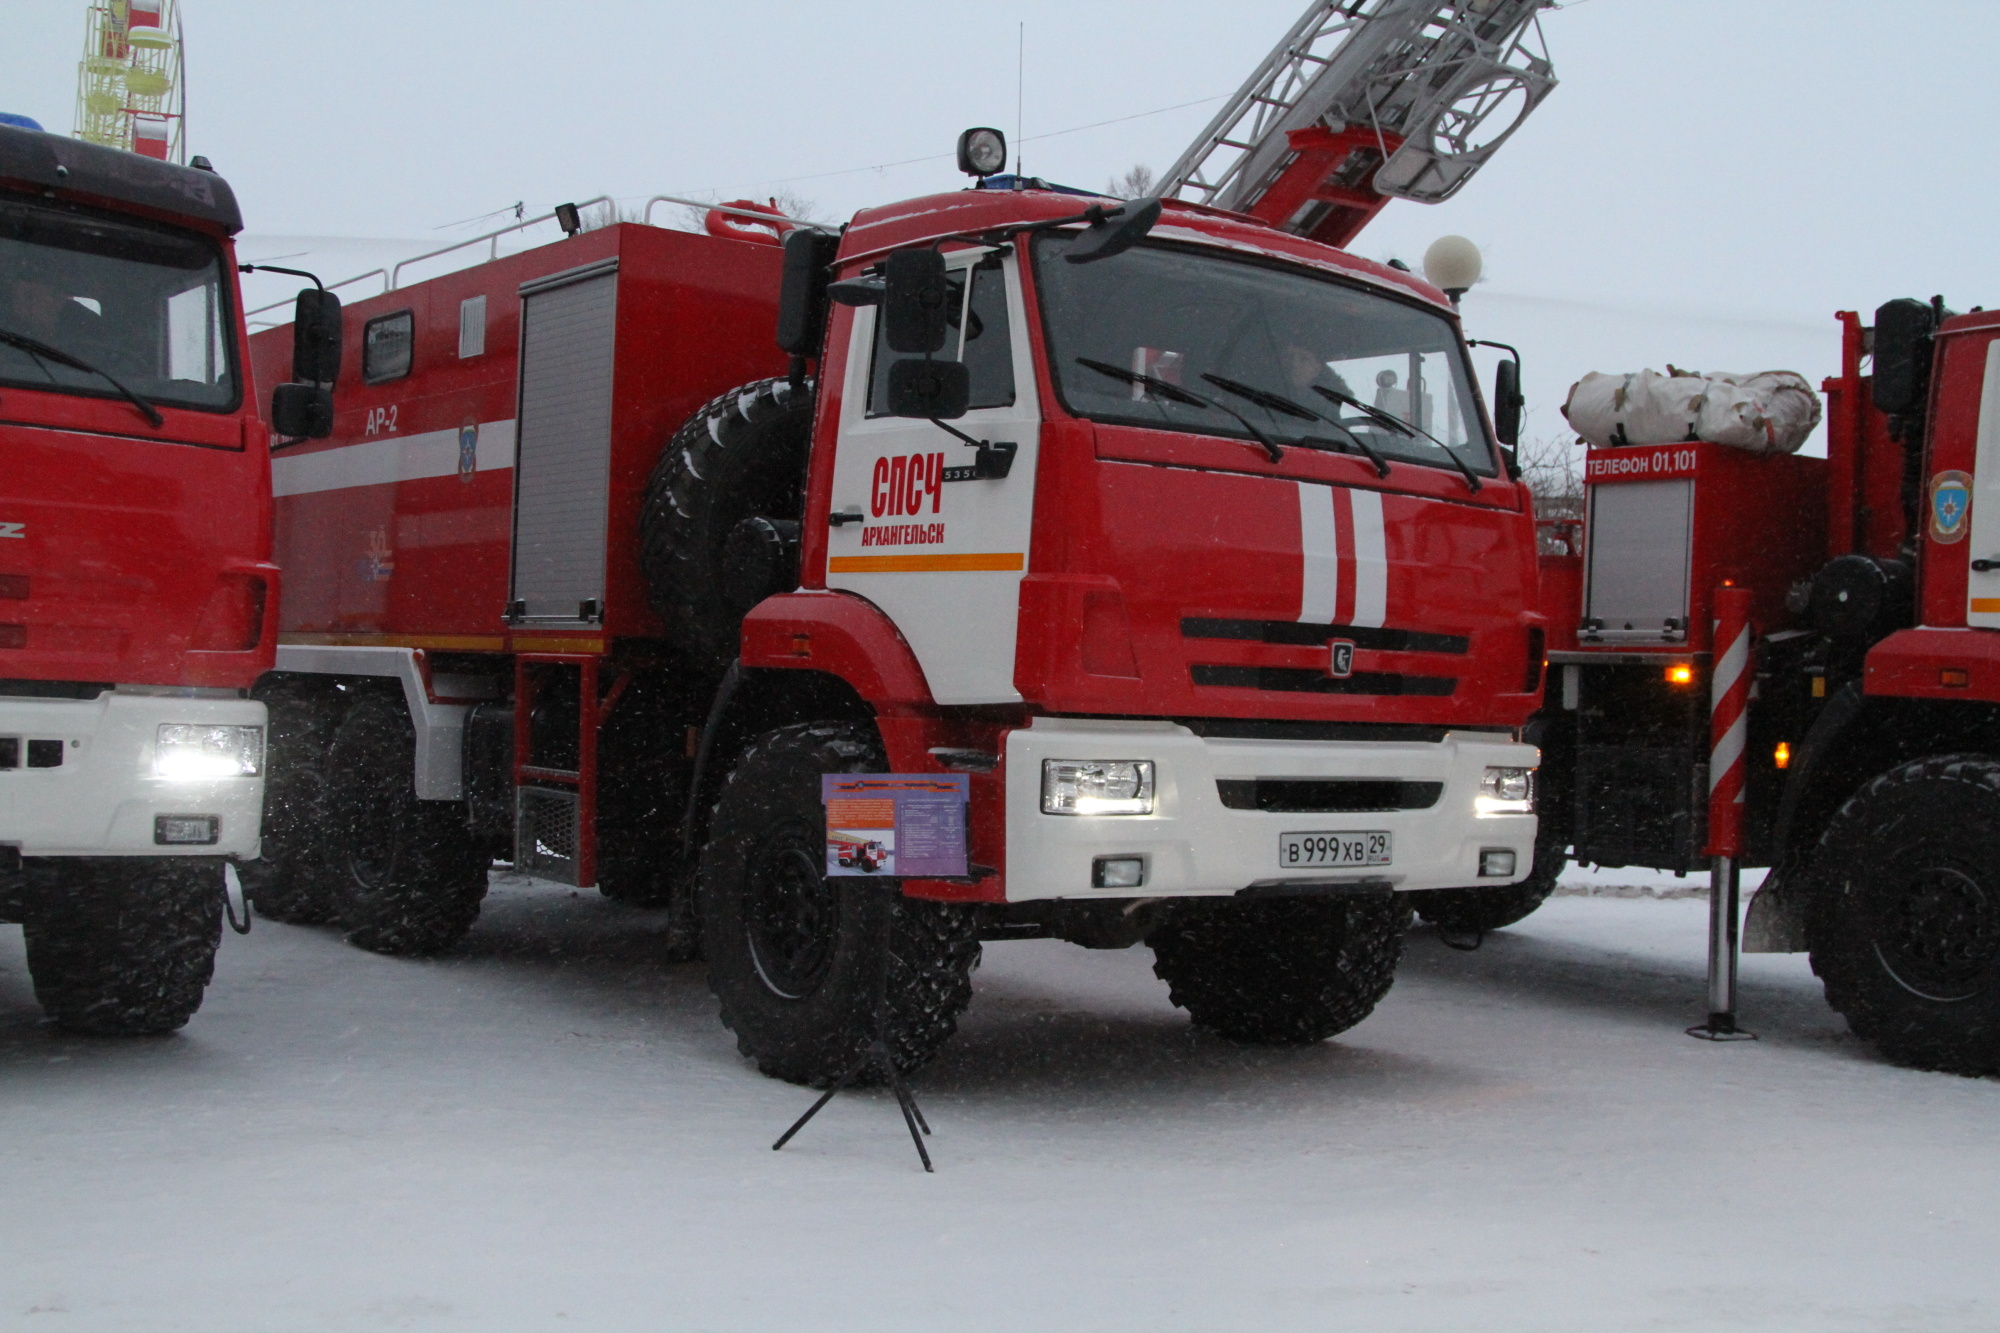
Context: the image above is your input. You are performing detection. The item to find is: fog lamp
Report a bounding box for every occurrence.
[1042,760,1154,815]
[1479,848,1518,878]
[1476,766,1534,816]
[1093,856,1146,889]
[155,723,263,779]
[155,814,219,846]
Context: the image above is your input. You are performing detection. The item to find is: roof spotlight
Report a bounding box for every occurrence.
[957,127,1008,179]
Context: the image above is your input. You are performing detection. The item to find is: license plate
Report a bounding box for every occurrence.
[1278,831,1392,869]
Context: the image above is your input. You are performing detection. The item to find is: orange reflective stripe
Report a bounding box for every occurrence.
[828,552,1025,574]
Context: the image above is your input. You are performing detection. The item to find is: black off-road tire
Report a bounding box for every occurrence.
[22,858,225,1035]
[700,722,981,1086]
[324,692,489,956]
[1149,893,1411,1044]
[595,673,692,909]
[1416,825,1568,936]
[639,377,814,677]
[237,675,343,924]
[1804,754,2000,1075]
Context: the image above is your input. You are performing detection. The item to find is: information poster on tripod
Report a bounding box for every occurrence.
[822,774,969,877]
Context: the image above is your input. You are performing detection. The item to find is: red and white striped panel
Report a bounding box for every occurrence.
[1297,482,1386,627]
[128,0,164,27]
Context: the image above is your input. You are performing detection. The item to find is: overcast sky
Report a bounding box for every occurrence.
[8,1,1998,444]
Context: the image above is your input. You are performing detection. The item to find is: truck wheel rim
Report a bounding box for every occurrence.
[744,821,839,1000]
[1871,863,1998,1003]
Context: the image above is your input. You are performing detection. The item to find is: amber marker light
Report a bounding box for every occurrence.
[1774,741,1791,769]
[1665,664,1695,686]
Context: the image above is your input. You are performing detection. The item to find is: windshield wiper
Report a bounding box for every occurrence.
[1201,372,1392,479]
[1076,357,1283,463]
[0,325,164,427]
[1312,384,1479,493]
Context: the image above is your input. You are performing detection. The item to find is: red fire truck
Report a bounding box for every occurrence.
[0,122,291,1034]
[241,178,1547,1081]
[243,2,1562,1085]
[1476,303,2000,1076]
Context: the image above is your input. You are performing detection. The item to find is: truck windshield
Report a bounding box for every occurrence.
[0,197,237,414]
[1034,234,1494,476]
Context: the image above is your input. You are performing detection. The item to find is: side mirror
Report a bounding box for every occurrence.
[886,359,970,420]
[1065,197,1163,265]
[1873,297,1936,415]
[270,381,334,439]
[291,288,342,385]
[775,228,841,356]
[883,248,952,354]
[1493,358,1523,446]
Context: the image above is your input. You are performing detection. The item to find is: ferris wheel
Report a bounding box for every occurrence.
[74,0,186,162]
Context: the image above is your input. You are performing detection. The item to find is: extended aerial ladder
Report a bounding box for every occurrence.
[1160,0,1557,246]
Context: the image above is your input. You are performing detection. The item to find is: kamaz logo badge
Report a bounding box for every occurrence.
[1328,639,1356,678]
[0,521,24,539]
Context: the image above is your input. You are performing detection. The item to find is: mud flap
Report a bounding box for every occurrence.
[1742,871,1807,953]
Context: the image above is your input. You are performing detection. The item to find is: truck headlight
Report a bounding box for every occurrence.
[1476,766,1535,817]
[1042,760,1154,815]
[155,723,263,779]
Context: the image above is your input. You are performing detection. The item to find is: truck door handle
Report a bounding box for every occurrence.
[1973,557,2000,572]
[829,508,865,527]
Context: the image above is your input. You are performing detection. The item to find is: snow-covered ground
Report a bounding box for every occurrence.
[3,872,1994,1332]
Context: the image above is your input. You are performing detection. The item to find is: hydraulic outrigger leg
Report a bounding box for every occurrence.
[1689,587,1757,1042]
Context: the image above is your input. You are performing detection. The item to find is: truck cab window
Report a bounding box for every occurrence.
[0,198,237,412]
[867,258,1014,415]
[363,310,414,383]
[1035,234,1495,477]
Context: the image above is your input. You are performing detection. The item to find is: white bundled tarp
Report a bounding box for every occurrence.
[1563,368,1822,454]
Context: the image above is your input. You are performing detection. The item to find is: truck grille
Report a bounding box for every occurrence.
[1191,665,1457,696]
[1183,617,1463,696]
[1182,618,1469,654]
[1216,778,1443,812]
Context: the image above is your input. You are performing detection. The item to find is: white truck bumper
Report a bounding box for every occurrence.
[1003,717,1537,902]
[0,691,265,858]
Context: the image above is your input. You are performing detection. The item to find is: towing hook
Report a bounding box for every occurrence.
[1438,925,1484,953]
[222,868,252,935]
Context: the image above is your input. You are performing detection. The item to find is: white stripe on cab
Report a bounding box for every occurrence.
[1297,483,1339,624]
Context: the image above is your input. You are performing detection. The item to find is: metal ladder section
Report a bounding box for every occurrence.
[512,654,629,888]
[1160,0,1557,246]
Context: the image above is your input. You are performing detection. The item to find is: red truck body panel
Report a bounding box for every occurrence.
[1911,312,2000,634]
[2,208,273,691]
[0,391,276,689]
[1854,308,2000,705]
[250,225,787,650]
[1555,441,1826,656]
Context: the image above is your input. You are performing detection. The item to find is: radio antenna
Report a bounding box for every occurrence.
[1016,22,1025,176]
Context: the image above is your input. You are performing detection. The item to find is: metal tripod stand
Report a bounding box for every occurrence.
[772,884,936,1171]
